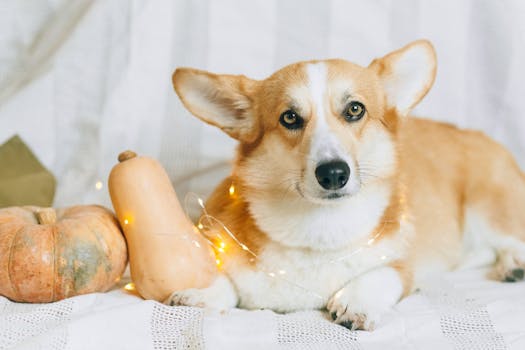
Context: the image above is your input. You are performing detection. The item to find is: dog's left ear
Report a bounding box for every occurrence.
[368,40,437,116]
[172,68,259,142]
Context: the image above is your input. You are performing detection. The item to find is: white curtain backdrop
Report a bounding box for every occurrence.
[0,0,524,215]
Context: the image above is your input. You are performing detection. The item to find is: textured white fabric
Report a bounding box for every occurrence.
[1,1,525,349]
[1,269,524,349]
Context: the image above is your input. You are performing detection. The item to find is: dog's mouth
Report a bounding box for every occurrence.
[295,183,351,203]
[323,192,347,200]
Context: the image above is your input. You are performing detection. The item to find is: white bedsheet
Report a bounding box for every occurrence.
[1,268,524,349]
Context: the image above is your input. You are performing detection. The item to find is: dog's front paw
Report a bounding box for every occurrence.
[327,285,379,331]
[327,267,403,331]
[163,275,238,310]
[165,288,208,308]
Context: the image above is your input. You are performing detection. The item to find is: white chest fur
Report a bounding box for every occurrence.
[228,225,407,312]
[248,183,393,250]
[225,182,408,311]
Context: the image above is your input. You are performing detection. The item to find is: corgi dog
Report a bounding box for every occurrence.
[165,40,525,331]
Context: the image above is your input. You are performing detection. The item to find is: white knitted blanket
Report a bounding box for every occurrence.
[1,268,524,349]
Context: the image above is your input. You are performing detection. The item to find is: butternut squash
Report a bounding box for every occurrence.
[108,151,216,301]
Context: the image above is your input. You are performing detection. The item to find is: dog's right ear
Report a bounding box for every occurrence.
[172,68,259,143]
[368,40,437,117]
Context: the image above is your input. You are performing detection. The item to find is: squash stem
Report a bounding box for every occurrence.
[118,150,137,163]
[36,208,57,225]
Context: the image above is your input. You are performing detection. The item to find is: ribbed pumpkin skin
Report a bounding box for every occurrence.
[0,205,128,303]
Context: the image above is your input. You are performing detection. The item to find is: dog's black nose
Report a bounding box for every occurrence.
[315,161,350,190]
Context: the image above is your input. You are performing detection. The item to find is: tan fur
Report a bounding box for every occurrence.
[206,117,525,293]
[399,118,525,277]
[170,40,525,329]
[204,177,268,265]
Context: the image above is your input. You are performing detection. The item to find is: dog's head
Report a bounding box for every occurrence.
[173,40,436,205]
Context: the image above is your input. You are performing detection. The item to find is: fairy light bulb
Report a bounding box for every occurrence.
[95,181,103,190]
[197,223,204,230]
[229,184,235,196]
[124,282,135,291]
[122,215,133,226]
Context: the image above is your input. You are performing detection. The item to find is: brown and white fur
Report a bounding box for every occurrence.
[165,40,525,331]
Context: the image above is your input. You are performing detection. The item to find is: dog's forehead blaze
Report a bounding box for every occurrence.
[256,59,383,123]
[241,59,389,162]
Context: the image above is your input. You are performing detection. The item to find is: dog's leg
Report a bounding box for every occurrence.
[462,134,525,283]
[164,274,238,310]
[463,208,525,283]
[327,266,405,331]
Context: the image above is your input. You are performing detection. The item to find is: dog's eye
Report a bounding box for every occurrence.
[280,110,304,130]
[344,101,366,122]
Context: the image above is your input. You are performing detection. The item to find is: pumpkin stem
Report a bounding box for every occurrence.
[36,208,57,225]
[118,150,137,163]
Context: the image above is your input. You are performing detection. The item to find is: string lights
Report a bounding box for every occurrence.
[113,178,394,302]
[182,183,393,303]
